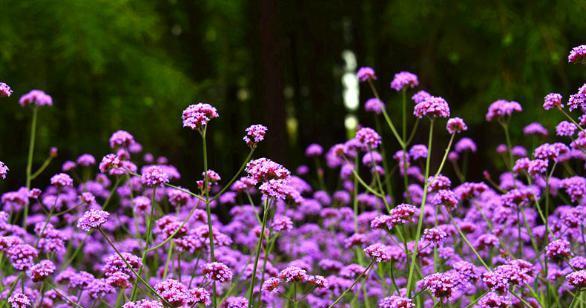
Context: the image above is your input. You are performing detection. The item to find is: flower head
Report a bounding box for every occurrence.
[365,98,384,114]
[378,296,415,308]
[414,96,450,118]
[0,161,8,180]
[543,93,563,110]
[355,127,382,149]
[29,260,56,282]
[569,44,586,64]
[390,71,419,91]
[19,89,53,107]
[141,166,169,187]
[357,67,376,82]
[50,173,74,188]
[243,124,267,147]
[0,82,12,97]
[182,103,219,130]
[485,99,522,121]
[446,117,467,134]
[77,209,109,231]
[203,262,233,282]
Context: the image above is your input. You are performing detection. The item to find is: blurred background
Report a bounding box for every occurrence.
[0,0,585,188]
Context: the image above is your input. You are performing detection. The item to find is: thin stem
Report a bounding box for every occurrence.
[98,228,171,306]
[201,127,217,308]
[248,199,270,308]
[406,119,434,296]
[328,261,374,308]
[24,106,39,227]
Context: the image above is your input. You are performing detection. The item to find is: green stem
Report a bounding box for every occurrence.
[248,199,270,308]
[24,106,39,227]
[327,261,374,308]
[406,119,434,296]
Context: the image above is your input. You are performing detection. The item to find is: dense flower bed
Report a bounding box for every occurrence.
[0,44,585,308]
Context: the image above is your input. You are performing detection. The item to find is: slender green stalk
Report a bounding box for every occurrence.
[131,188,157,300]
[23,107,39,227]
[406,119,434,296]
[558,107,584,131]
[328,261,374,308]
[98,228,171,306]
[248,199,270,308]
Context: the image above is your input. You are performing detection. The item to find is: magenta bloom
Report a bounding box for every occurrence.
[412,90,431,104]
[0,161,8,180]
[545,239,572,261]
[485,99,522,121]
[568,44,586,63]
[243,124,267,147]
[365,98,384,114]
[203,262,233,282]
[423,227,448,247]
[50,173,74,188]
[305,143,324,157]
[355,127,382,149]
[7,244,38,271]
[543,93,563,110]
[140,166,169,187]
[523,122,548,136]
[414,96,450,118]
[221,297,248,308]
[567,270,586,289]
[182,103,219,130]
[19,89,53,107]
[420,272,458,301]
[278,265,308,282]
[109,130,135,149]
[390,71,419,91]
[8,292,32,308]
[29,260,56,282]
[364,243,393,262]
[123,300,164,308]
[77,209,110,231]
[0,82,12,97]
[378,296,414,308]
[357,67,376,82]
[446,117,467,134]
[245,158,290,183]
[556,121,577,137]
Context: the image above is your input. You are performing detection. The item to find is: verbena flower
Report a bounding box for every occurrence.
[357,67,376,82]
[0,161,8,180]
[0,82,12,97]
[182,103,219,129]
[77,209,110,231]
[19,89,53,107]
[109,130,135,149]
[446,117,467,134]
[414,96,450,118]
[140,165,169,187]
[485,99,522,121]
[568,44,586,63]
[390,71,419,91]
[50,173,74,188]
[365,98,384,114]
[543,93,563,110]
[355,127,382,149]
[305,143,324,157]
[243,124,267,147]
[203,262,233,282]
[378,296,414,308]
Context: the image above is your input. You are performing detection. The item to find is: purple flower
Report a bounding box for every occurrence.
[123,300,164,308]
[365,98,385,114]
[8,292,31,308]
[412,90,431,104]
[0,161,8,180]
[29,260,55,282]
[272,215,293,232]
[279,265,308,283]
[545,239,572,261]
[77,209,109,231]
[568,84,586,111]
[76,154,96,166]
[19,89,53,107]
[357,67,376,82]
[423,227,448,247]
[485,99,522,121]
[305,143,324,157]
[262,277,281,293]
[203,262,233,282]
[7,244,38,271]
[109,130,135,149]
[140,166,169,187]
[420,272,458,301]
[0,82,13,97]
[378,296,414,308]
[556,121,577,137]
[431,189,459,210]
[364,243,393,262]
[414,96,450,118]
[182,103,219,129]
[50,173,74,188]
[523,122,548,136]
[568,44,586,63]
[243,124,267,147]
[477,292,512,308]
[390,71,419,91]
[409,144,428,160]
[355,127,382,149]
[455,137,476,153]
[446,117,467,134]
[245,158,290,183]
[567,270,586,289]
[543,93,563,110]
[221,296,248,308]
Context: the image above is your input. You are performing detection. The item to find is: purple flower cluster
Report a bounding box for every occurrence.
[19,89,53,107]
[0,50,585,307]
